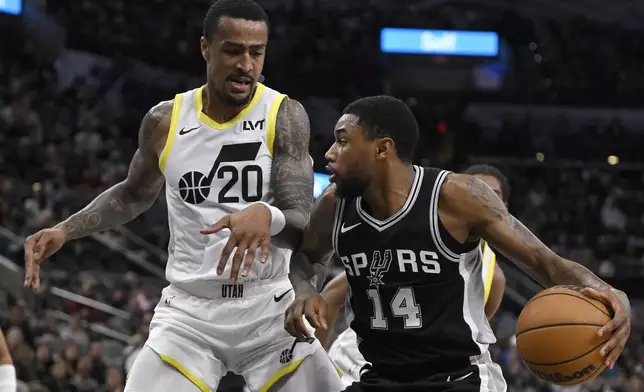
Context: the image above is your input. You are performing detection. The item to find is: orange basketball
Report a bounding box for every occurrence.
[515,286,613,386]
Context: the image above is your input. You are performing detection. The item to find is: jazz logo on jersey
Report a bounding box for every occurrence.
[368,250,392,288]
[179,142,264,205]
[242,119,265,131]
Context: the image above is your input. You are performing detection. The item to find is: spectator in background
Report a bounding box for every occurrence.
[3,301,34,349]
[89,342,107,385]
[44,360,76,392]
[122,312,151,375]
[34,344,52,381]
[13,343,36,382]
[59,314,89,353]
[72,356,99,392]
[101,367,124,392]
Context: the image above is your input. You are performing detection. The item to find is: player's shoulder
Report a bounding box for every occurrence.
[439,172,486,200]
[272,96,310,149]
[147,99,175,122]
[259,83,309,133]
[276,96,307,121]
[139,99,175,147]
[439,172,503,223]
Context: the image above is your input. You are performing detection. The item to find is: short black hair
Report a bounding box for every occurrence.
[343,96,418,163]
[464,164,510,202]
[203,0,269,40]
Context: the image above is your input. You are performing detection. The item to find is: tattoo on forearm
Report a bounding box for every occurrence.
[465,176,610,290]
[289,246,332,295]
[545,259,612,291]
[56,102,171,240]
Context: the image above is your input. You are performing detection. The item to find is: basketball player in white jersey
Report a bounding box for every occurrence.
[23,1,343,391]
[315,165,510,386]
[0,329,16,392]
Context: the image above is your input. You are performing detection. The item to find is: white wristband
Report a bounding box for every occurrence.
[256,202,286,236]
[0,364,16,392]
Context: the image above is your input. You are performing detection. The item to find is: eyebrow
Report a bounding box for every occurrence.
[222,41,266,50]
[334,128,347,136]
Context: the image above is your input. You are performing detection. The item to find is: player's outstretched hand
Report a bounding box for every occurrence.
[200,203,272,283]
[581,287,631,369]
[24,227,67,290]
[284,293,328,341]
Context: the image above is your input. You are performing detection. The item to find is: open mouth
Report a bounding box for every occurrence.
[228,77,252,92]
[326,165,336,182]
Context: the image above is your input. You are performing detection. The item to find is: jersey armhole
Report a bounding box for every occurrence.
[158,93,184,171]
[482,242,497,304]
[331,198,346,258]
[428,170,464,263]
[266,94,288,156]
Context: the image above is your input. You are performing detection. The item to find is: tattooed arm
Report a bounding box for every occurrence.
[440,173,630,368]
[24,101,171,288]
[317,269,349,347]
[285,184,338,339]
[289,184,337,296]
[56,101,170,240]
[441,173,612,289]
[270,98,315,246]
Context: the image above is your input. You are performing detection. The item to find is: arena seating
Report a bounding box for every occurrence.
[1,1,644,391]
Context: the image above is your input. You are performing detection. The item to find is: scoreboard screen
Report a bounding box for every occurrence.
[0,0,22,15]
[380,28,498,57]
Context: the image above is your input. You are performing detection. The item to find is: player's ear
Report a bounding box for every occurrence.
[375,138,394,160]
[200,36,210,62]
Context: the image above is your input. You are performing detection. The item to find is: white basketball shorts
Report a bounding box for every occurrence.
[328,328,369,387]
[143,276,336,392]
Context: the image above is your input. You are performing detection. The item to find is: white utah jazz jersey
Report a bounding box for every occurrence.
[159,83,292,293]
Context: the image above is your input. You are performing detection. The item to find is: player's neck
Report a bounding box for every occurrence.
[201,83,255,123]
[362,163,415,221]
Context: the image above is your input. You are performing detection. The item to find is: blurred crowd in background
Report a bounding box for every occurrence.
[2,0,644,391]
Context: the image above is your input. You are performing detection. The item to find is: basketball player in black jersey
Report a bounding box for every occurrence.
[284,96,631,391]
[316,164,509,350]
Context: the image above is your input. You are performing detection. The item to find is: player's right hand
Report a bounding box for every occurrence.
[284,293,329,341]
[24,227,66,290]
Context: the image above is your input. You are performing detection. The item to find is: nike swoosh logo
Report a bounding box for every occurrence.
[274,289,293,302]
[179,126,200,135]
[447,372,473,382]
[340,222,361,233]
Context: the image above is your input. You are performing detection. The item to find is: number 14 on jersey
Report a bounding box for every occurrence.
[367,287,422,330]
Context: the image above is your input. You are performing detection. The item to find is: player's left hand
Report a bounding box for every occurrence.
[581,287,631,369]
[284,293,328,341]
[201,203,272,283]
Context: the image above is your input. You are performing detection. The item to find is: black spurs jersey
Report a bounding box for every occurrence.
[332,166,496,376]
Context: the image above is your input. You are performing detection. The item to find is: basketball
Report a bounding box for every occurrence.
[516,286,613,386]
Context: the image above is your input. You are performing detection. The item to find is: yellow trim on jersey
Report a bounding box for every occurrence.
[196,83,266,130]
[258,359,304,392]
[257,356,343,392]
[266,93,288,156]
[157,352,210,392]
[158,93,184,171]
[481,241,497,304]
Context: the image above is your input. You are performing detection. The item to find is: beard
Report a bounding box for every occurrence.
[334,174,370,199]
[215,86,252,107]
